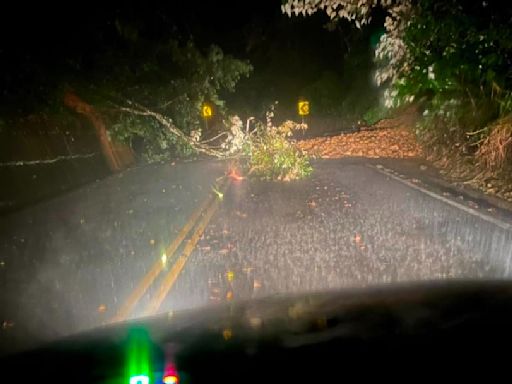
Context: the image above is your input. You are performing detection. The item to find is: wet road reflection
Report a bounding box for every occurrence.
[1,158,511,355]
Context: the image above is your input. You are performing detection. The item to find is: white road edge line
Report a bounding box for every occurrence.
[368,164,512,232]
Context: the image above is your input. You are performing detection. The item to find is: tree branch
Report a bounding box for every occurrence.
[117,102,225,157]
[200,131,229,144]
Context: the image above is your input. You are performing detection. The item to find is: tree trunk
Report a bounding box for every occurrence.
[64,91,123,172]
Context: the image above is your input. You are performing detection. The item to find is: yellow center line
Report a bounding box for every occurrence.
[144,181,230,315]
[111,183,222,323]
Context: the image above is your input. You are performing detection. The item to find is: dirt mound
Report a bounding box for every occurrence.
[297,127,423,159]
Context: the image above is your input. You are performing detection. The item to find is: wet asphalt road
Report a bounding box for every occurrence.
[1,158,512,355]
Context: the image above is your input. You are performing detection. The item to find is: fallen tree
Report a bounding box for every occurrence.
[117,100,313,181]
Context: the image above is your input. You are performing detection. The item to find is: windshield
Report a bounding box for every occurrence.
[1,0,512,360]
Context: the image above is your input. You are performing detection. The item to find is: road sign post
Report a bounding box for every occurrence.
[201,103,213,130]
[298,101,310,117]
[298,100,310,129]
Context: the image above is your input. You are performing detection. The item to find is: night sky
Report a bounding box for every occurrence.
[0,1,382,117]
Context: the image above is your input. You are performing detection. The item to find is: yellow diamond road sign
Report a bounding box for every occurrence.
[298,101,310,116]
[202,104,213,118]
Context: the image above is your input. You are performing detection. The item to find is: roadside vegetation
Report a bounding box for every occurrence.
[284,0,512,199]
